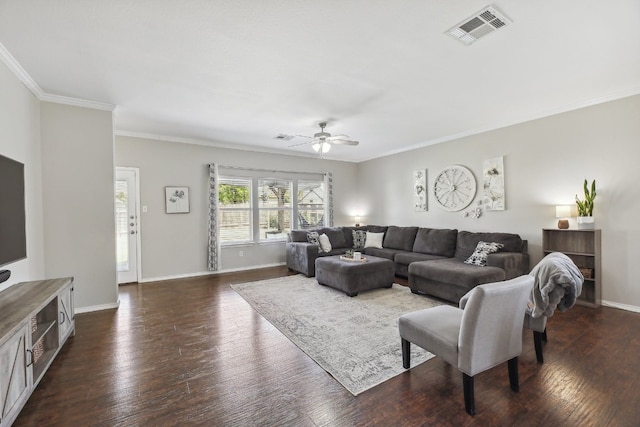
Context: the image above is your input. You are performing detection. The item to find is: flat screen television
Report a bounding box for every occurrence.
[0,154,27,267]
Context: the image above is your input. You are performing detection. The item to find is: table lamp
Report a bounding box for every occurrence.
[555,205,571,229]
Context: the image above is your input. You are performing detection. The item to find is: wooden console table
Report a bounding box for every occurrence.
[0,277,75,427]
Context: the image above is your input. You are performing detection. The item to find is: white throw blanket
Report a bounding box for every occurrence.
[527,252,584,318]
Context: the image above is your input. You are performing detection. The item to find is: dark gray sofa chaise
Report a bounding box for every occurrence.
[285,225,529,303]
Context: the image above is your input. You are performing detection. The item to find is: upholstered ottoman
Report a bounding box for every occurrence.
[315,255,395,296]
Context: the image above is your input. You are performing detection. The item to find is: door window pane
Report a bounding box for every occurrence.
[115,180,129,271]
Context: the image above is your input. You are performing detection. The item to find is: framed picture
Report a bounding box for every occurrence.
[483,156,505,211]
[165,186,190,213]
[413,169,428,211]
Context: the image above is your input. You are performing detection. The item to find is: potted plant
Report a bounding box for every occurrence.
[575,179,596,229]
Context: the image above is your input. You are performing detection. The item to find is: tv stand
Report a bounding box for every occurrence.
[0,277,74,427]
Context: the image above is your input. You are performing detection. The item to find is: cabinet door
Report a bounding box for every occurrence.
[58,284,75,341]
[0,326,30,426]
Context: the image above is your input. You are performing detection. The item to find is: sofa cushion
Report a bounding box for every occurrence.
[290,229,310,242]
[412,228,458,257]
[464,241,504,266]
[364,232,384,248]
[341,226,357,248]
[365,225,388,234]
[352,230,367,249]
[409,258,506,288]
[383,226,418,251]
[395,251,449,266]
[320,227,347,249]
[454,231,524,260]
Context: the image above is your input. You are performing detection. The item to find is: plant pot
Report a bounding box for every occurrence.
[577,216,594,230]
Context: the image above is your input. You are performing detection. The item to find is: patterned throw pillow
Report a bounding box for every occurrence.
[352,230,367,249]
[307,231,320,247]
[464,241,504,266]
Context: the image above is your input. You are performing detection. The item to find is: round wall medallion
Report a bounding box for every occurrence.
[432,165,477,211]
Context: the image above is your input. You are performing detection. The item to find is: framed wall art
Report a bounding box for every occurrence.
[414,169,428,211]
[483,156,505,211]
[165,186,190,213]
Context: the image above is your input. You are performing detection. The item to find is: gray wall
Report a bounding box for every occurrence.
[40,102,118,310]
[115,136,359,280]
[357,94,640,309]
[0,59,45,292]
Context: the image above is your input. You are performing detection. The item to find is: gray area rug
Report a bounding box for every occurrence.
[231,275,446,395]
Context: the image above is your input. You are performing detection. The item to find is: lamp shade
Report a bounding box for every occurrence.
[312,141,331,153]
[555,205,572,218]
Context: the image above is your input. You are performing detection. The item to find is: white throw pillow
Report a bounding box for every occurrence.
[318,233,332,253]
[364,232,384,249]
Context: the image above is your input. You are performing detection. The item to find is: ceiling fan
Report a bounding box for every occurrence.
[289,122,359,155]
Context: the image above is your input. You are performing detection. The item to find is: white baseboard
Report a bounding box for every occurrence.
[138,262,286,284]
[75,301,120,314]
[601,300,640,313]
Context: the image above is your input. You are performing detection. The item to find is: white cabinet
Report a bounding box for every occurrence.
[0,326,30,426]
[58,283,75,342]
[0,277,74,427]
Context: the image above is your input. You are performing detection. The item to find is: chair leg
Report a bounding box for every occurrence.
[462,373,475,416]
[401,338,410,369]
[508,357,519,392]
[533,330,544,363]
[542,327,548,342]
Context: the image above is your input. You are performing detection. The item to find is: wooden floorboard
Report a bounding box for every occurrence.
[13,266,640,426]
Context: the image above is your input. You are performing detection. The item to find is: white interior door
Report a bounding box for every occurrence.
[115,168,140,284]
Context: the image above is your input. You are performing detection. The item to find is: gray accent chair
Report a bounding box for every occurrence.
[399,275,534,416]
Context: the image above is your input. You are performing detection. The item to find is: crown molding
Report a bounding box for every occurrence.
[39,92,116,111]
[0,42,116,112]
[114,130,348,161]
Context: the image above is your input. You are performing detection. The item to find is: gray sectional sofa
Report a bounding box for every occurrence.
[285,225,529,303]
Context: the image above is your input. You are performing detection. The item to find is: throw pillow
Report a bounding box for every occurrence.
[352,230,367,249]
[464,241,504,266]
[364,231,384,249]
[307,231,320,247]
[318,233,332,253]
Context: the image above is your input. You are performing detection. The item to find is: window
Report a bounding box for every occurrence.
[217,171,328,245]
[297,180,325,229]
[218,178,252,243]
[258,179,292,240]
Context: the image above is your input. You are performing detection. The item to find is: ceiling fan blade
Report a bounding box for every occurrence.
[326,134,349,140]
[331,139,359,146]
[288,140,316,147]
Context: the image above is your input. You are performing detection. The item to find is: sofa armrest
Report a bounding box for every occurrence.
[286,242,320,276]
[486,252,530,279]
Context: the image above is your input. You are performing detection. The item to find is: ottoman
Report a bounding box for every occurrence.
[315,255,395,296]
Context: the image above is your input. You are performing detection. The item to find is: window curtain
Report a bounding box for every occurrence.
[325,172,334,226]
[208,163,219,271]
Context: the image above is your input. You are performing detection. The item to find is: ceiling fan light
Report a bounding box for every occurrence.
[312,142,331,153]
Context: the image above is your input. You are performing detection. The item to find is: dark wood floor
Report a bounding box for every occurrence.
[14,266,640,426]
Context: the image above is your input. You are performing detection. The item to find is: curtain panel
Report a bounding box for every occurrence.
[325,172,334,227]
[208,163,219,271]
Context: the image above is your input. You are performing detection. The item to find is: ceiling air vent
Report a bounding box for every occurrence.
[446,5,511,45]
[273,134,295,141]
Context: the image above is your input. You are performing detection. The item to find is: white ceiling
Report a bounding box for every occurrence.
[1,1,639,162]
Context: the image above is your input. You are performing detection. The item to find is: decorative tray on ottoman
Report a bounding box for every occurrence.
[340,255,367,262]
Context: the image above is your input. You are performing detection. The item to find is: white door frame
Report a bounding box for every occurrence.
[116,167,142,283]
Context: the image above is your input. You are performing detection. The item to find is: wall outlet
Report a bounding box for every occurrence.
[239,251,243,257]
